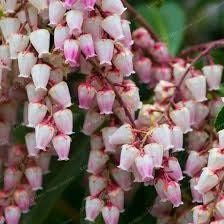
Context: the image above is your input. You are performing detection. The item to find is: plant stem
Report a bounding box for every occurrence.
[122,0,160,42]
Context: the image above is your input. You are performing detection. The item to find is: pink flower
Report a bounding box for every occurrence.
[193,205,211,224]
[97,89,115,114]
[4,205,21,224]
[165,157,183,181]
[171,126,184,152]
[25,166,43,191]
[4,167,22,191]
[26,83,47,103]
[101,0,126,15]
[132,28,154,48]
[79,34,96,59]
[49,1,65,27]
[207,148,224,170]
[14,187,30,213]
[54,25,70,51]
[190,177,203,203]
[66,10,83,35]
[101,127,118,153]
[89,175,107,196]
[25,132,40,157]
[64,39,80,67]
[63,0,78,9]
[81,0,96,11]
[108,187,124,212]
[102,205,120,224]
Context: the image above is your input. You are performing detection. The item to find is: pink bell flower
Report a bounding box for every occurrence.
[101,0,126,15]
[66,9,83,35]
[102,205,120,224]
[26,83,47,103]
[81,0,96,11]
[14,187,30,213]
[79,34,96,59]
[54,25,70,51]
[4,205,21,224]
[64,39,80,67]
[108,187,124,212]
[171,126,184,152]
[25,166,43,191]
[101,127,118,153]
[25,132,40,157]
[97,89,115,114]
[89,175,107,196]
[49,1,66,27]
[190,177,203,203]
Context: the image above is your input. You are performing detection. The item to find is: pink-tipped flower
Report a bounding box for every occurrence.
[0,17,20,41]
[25,166,43,191]
[66,10,83,35]
[49,68,64,85]
[0,44,11,69]
[102,205,120,224]
[151,42,169,63]
[121,20,133,47]
[37,152,52,174]
[118,144,139,171]
[25,132,40,157]
[184,151,207,177]
[63,0,78,9]
[152,124,173,150]
[109,124,135,145]
[78,83,96,109]
[101,14,124,41]
[18,52,37,78]
[8,34,29,59]
[52,134,71,161]
[135,154,154,181]
[190,177,203,203]
[155,178,167,202]
[113,50,134,77]
[27,103,48,128]
[144,143,163,168]
[4,167,22,191]
[102,127,118,153]
[95,39,114,66]
[54,25,70,51]
[170,107,192,134]
[111,167,132,191]
[30,29,50,58]
[195,168,219,194]
[166,157,183,181]
[79,34,96,59]
[193,205,211,224]
[53,109,73,135]
[165,181,183,208]
[87,149,109,174]
[64,39,80,67]
[31,63,51,91]
[202,65,223,90]
[2,0,17,14]
[97,89,115,114]
[82,110,105,136]
[89,175,107,196]
[219,129,224,148]
[81,0,96,11]
[26,83,47,103]
[4,205,21,224]
[49,1,66,27]
[83,16,103,41]
[171,126,184,152]
[132,27,154,48]
[85,196,104,222]
[49,81,72,108]
[207,148,224,170]
[14,187,30,213]
[35,123,55,150]
[185,75,207,102]
[134,57,152,84]
[101,0,126,15]
[108,187,124,212]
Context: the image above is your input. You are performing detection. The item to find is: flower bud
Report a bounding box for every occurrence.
[85,196,104,222]
[102,127,118,153]
[184,151,207,177]
[53,109,73,135]
[25,132,40,157]
[135,154,154,181]
[101,14,124,41]
[207,148,224,170]
[31,63,51,91]
[27,103,48,128]
[118,144,139,171]
[89,175,107,196]
[134,57,152,84]
[152,124,173,150]
[97,89,115,115]
[30,29,50,58]
[0,17,20,41]
[165,181,183,208]
[202,65,223,90]
[95,39,114,66]
[185,76,207,102]
[195,168,219,194]
[64,39,80,67]
[110,167,132,191]
[14,187,30,213]
[52,135,71,161]
[102,205,120,224]
[193,205,211,224]
[35,123,55,150]
[49,1,66,27]
[8,34,29,59]
[109,124,135,145]
[113,50,134,77]
[25,166,43,191]
[49,81,72,108]
[170,107,192,133]
[171,126,184,152]
[190,177,203,203]
[66,10,83,35]
[87,149,109,174]
[4,205,21,224]
[108,187,124,212]
[132,28,154,48]
[82,110,105,136]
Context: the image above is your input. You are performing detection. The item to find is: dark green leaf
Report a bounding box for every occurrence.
[21,134,89,224]
[215,106,224,131]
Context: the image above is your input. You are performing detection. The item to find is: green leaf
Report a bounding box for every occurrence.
[215,106,224,131]
[21,134,89,224]
[135,2,186,55]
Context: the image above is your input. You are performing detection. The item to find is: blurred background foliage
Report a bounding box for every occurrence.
[17,0,224,223]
